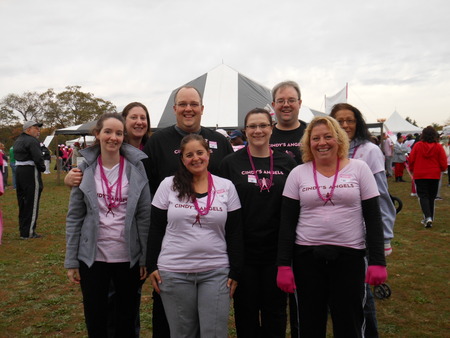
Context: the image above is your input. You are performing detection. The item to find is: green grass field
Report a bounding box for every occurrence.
[0,171,449,337]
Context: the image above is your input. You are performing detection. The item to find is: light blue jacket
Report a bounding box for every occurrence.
[64,143,151,269]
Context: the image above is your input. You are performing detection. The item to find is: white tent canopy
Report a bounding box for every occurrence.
[150,64,273,129]
[66,136,96,147]
[148,64,317,129]
[384,110,422,135]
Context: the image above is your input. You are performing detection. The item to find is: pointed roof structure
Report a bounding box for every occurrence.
[151,64,273,129]
[384,111,422,135]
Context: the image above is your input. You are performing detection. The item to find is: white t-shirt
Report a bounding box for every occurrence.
[283,159,379,250]
[351,141,385,175]
[95,160,129,263]
[152,175,241,273]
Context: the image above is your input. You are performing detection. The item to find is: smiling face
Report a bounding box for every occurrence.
[96,117,124,155]
[173,87,204,133]
[272,85,302,128]
[310,123,338,163]
[333,109,356,141]
[125,106,149,141]
[245,112,273,149]
[181,139,210,176]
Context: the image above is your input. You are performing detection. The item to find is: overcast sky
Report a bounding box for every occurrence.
[1,0,449,127]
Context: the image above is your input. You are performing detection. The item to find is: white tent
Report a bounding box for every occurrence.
[384,110,422,135]
[150,64,272,129]
[442,125,450,136]
[149,64,316,129]
[66,136,96,147]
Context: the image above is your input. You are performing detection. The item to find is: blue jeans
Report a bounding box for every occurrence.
[159,267,230,337]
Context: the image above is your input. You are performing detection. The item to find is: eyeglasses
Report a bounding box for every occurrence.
[245,124,272,130]
[275,98,299,105]
[337,119,356,126]
[176,102,201,108]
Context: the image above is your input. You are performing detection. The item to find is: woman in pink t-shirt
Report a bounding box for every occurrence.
[65,113,151,337]
[276,116,387,337]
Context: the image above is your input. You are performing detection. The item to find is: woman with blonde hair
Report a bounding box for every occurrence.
[277,116,387,337]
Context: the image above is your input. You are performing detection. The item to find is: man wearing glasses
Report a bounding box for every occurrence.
[270,81,308,165]
[269,81,307,338]
[143,85,233,337]
[13,120,46,239]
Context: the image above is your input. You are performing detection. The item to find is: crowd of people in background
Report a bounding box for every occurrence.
[1,80,450,337]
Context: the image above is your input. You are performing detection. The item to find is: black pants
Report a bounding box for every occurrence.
[79,261,141,338]
[233,264,287,338]
[107,280,145,338]
[16,166,43,237]
[415,179,440,220]
[293,245,366,338]
[152,290,171,338]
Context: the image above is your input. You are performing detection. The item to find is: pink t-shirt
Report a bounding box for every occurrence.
[283,159,379,250]
[152,175,241,273]
[95,160,129,263]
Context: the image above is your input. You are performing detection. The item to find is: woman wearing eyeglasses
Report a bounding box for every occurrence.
[277,116,387,337]
[330,103,396,337]
[220,108,296,337]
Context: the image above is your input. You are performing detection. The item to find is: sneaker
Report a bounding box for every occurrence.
[424,218,433,228]
[20,236,29,240]
[411,193,417,197]
[435,197,443,201]
[30,233,43,239]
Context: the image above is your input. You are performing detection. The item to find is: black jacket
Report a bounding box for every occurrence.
[13,133,45,172]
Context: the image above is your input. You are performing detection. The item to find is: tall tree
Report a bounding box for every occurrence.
[0,90,52,123]
[44,85,116,128]
[0,105,19,125]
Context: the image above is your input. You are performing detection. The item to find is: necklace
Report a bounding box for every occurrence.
[313,157,340,206]
[247,146,273,192]
[98,155,125,217]
[192,172,215,227]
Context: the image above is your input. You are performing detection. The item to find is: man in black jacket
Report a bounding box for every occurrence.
[14,120,45,239]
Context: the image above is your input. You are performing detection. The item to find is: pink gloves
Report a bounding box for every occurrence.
[277,266,296,293]
[365,265,388,286]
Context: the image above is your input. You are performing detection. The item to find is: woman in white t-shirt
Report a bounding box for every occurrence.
[147,134,243,337]
[276,116,387,337]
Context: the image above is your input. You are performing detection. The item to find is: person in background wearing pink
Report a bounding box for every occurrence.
[277,116,387,337]
[408,126,447,228]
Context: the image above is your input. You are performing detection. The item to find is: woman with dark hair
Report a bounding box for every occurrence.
[408,126,447,228]
[330,103,396,337]
[277,116,387,337]
[121,102,151,149]
[147,134,243,337]
[330,103,395,253]
[65,113,151,337]
[220,108,296,337]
